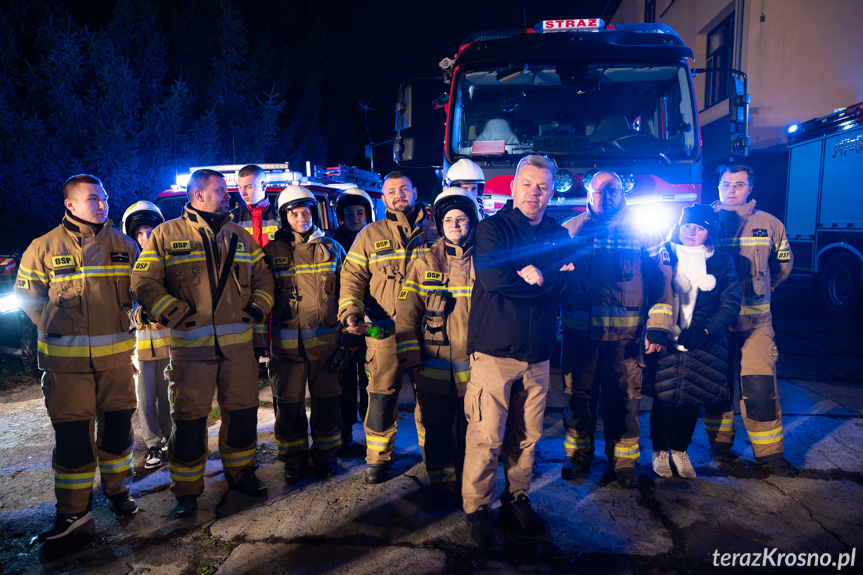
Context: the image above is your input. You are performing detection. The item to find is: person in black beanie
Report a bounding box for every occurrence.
[643,204,741,479]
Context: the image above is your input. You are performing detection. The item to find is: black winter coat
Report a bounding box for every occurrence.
[468,201,588,363]
[643,243,741,406]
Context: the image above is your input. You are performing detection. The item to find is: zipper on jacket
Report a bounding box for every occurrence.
[198,227,222,355]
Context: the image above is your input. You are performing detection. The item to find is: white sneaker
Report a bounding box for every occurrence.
[652,451,672,478]
[670,451,697,479]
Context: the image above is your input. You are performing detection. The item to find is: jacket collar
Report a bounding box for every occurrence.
[63,212,109,237]
[444,240,472,260]
[245,198,271,212]
[384,203,426,229]
[713,199,756,217]
[183,204,233,234]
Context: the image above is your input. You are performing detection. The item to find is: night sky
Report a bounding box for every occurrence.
[61,0,620,176]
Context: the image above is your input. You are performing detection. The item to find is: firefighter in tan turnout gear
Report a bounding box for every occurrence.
[560,170,673,490]
[339,171,438,485]
[396,187,478,507]
[264,185,347,484]
[16,175,140,542]
[131,169,275,518]
[702,165,797,477]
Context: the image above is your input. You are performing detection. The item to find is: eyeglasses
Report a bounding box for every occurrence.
[442,216,470,228]
[718,182,750,190]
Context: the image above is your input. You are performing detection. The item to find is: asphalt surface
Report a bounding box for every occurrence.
[0,275,861,574]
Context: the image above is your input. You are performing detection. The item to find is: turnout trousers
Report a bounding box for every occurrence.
[165,350,260,498]
[42,364,137,515]
[703,326,784,458]
[461,352,549,514]
[562,332,643,471]
[414,373,467,490]
[268,353,343,471]
[363,336,405,465]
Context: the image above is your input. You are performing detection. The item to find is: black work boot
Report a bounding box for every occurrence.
[174,496,199,518]
[710,443,738,462]
[364,464,389,485]
[466,505,496,548]
[561,457,591,480]
[498,494,548,536]
[614,467,639,490]
[757,454,799,477]
[228,467,267,496]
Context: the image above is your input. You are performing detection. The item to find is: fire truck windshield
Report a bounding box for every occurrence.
[449,63,698,163]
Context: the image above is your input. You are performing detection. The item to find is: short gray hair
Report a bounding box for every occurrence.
[515,155,556,181]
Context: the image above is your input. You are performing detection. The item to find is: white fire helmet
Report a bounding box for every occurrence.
[277,185,319,228]
[336,187,375,223]
[445,159,486,195]
[433,187,480,238]
[121,201,164,238]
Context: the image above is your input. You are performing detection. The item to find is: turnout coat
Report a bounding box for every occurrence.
[643,242,741,406]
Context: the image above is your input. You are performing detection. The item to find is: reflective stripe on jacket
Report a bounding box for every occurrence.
[562,205,673,341]
[264,227,346,360]
[15,214,139,372]
[130,204,275,359]
[713,200,792,330]
[232,200,280,248]
[395,240,473,393]
[338,205,438,328]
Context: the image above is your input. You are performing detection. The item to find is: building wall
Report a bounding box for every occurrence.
[612,0,863,155]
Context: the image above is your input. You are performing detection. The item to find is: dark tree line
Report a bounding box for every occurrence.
[0,0,366,249]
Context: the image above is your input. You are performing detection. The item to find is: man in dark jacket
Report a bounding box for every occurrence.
[462,155,586,547]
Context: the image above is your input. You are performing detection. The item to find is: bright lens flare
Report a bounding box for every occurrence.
[0,293,21,314]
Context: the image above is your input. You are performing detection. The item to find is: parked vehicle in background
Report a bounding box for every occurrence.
[395,17,750,233]
[155,163,385,233]
[0,255,38,375]
[785,102,863,316]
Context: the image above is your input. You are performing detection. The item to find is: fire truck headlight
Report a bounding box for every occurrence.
[0,293,21,314]
[176,173,191,188]
[633,203,677,237]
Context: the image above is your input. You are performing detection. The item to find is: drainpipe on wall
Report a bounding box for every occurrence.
[734,0,745,69]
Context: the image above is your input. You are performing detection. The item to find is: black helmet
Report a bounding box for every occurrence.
[433,187,479,238]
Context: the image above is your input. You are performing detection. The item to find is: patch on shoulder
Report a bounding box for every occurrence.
[133,261,150,272]
[398,289,408,300]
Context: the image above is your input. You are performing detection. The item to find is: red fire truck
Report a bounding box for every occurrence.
[395,18,749,231]
[155,163,385,232]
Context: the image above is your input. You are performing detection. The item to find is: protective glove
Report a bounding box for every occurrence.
[679,323,709,350]
[327,345,352,373]
[645,329,668,347]
[243,305,264,323]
